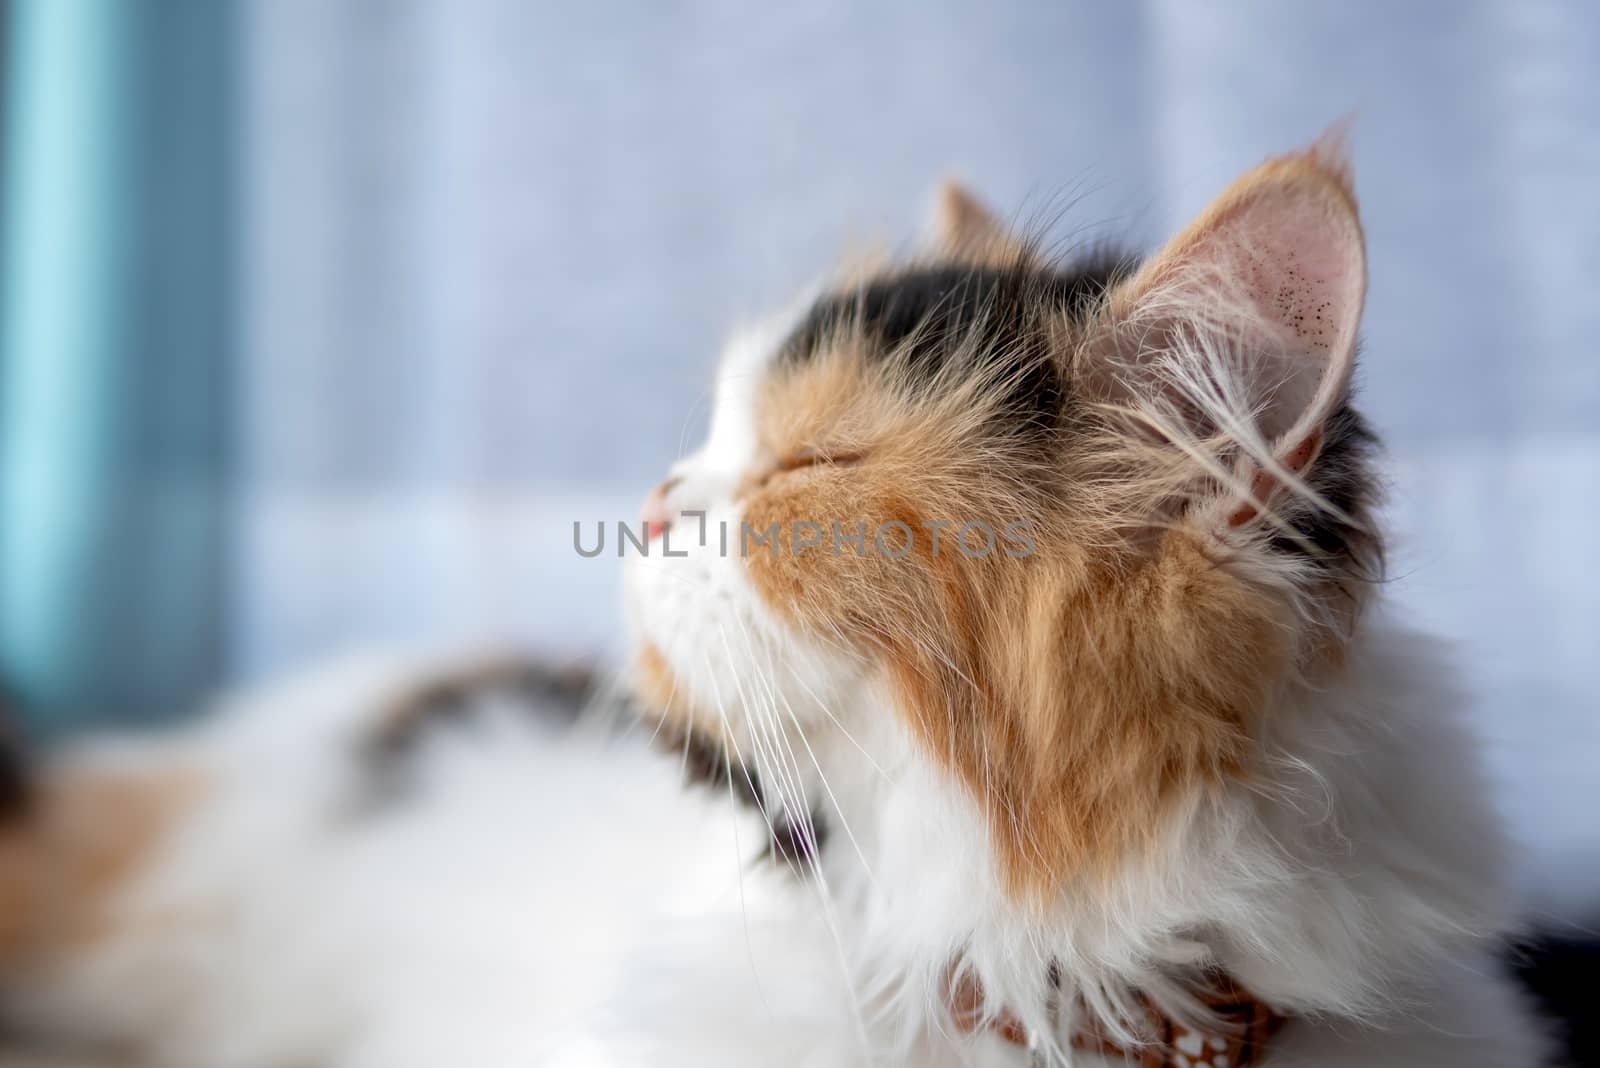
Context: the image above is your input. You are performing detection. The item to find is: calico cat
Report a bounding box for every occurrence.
[0,137,1550,1067]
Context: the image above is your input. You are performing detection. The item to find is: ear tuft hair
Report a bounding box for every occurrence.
[1084,132,1369,542]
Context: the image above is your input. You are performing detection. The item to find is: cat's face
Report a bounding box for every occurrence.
[624,143,1376,903]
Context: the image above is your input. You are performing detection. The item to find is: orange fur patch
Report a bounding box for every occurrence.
[634,643,681,717]
[883,536,1284,898]
[0,767,204,973]
[635,641,733,745]
[738,326,1292,900]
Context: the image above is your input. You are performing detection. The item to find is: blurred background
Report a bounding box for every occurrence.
[0,1,1596,918]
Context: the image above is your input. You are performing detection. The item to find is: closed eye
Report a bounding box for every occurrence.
[776,447,864,473]
[741,447,865,498]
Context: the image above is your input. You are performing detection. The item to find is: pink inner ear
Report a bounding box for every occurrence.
[1199,180,1365,445]
[1227,429,1322,528]
[1243,200,1361,351]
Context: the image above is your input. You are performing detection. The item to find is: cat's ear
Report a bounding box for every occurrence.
[1088,134,1365,528]
[931,180,1030,265]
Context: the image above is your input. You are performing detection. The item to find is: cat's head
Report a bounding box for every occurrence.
[622,138,1418,1039]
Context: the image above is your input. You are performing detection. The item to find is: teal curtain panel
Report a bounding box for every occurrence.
[0,0,235,735]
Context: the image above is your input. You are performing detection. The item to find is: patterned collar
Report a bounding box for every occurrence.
[946,967,1285,1066]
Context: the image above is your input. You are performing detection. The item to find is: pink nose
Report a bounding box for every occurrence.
[639,476,680,540]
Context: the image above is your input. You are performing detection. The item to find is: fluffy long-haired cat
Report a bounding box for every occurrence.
[0,138,1550,1067]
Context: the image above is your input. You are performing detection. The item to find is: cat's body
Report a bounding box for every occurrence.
[0,637,1547,1068]
[0,632,1548,1068]
[0,140,1553,1066]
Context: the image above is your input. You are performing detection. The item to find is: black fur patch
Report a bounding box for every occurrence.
[781,258,1131,433]
[759,809,828,869]
[1507,928,1600,1067]
[353,660,595,815]
[655,720,762,810]
[652,721,828,873]
[1267,402,1384,589]
[0,693,30,823]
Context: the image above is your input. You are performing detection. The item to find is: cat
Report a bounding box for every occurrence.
[0,136,1551,1067]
